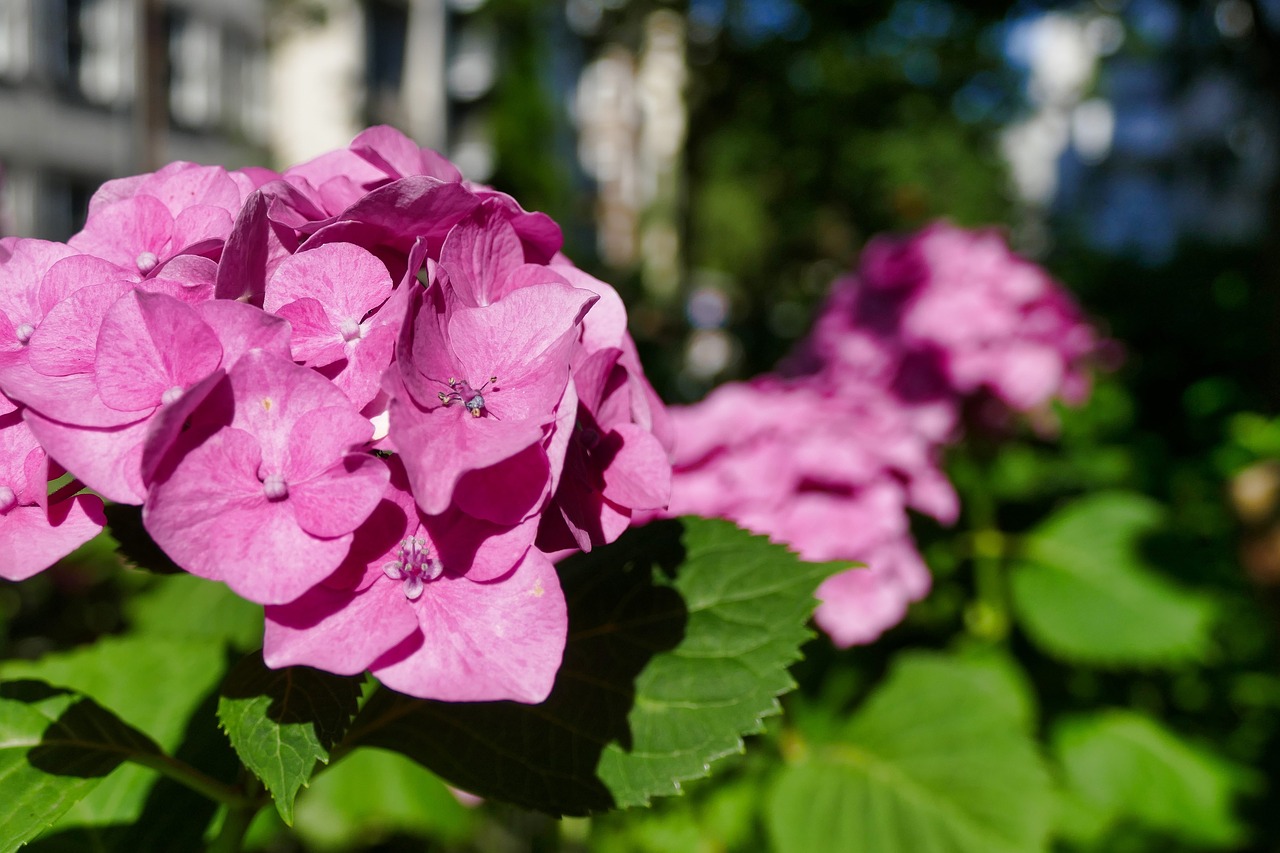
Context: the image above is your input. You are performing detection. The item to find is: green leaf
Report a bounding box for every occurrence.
[289,748,477,850]
[1052,710,1251,847]
[0,636,228,828]
[217,651,362,825]
[765,652,1054,853]
[343,517,840,815]
[104,505,183,575]
[124,572,264,653]
[0,681,163,852]
[1009,492,1215,666]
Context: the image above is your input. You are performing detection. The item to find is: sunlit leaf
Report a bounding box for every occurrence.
[765,653,1054,853]
[1009,492,1214,666]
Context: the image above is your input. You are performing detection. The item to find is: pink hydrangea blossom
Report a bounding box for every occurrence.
[0,125,671,704]
[666,222,1100,646]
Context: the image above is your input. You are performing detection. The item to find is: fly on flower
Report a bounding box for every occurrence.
[437,375,497,417]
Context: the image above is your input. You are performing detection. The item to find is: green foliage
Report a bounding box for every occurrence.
[0,681,161,852]
[124,573,264,653]
[765,653,1054,853]
[217,653,362,825]
[1052,711,1252,848]
[343,517,841,815]
[1009,492,1216,666]
[1,636,228,828]
[285,748,478,850]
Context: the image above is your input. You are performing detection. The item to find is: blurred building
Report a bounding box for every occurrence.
[270,0,497,181]
[0,0,268,239]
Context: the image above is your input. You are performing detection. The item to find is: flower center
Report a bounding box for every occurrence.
[14,323,34,345]
[136,251,159,274]
[0,485,15,513]
[161,385,184,405]
[338,317,362,342]
[437,375,496,418]
[261,472,288,501]
[383,535,442,600]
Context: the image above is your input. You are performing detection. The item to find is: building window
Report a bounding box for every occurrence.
[365,0,407,127]
[0,0,32,82]
[75,0,133,106]
[169,9,223,129]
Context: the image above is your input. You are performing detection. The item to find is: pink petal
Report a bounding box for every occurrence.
[389,398,543,516]
[447,283,597,422]
[197,299,294,366]
[25,409,150,504]
[0,495,106,581]
[264,579,420,674]
[439,203,525,307]
[143,427,351,604]
[94,291,222,412]
[28,280,134,377]
[453,443,551,526]
[264,242,393,320]
[290,454,389,539]
[599,423,672,510]
[371,550,567,703]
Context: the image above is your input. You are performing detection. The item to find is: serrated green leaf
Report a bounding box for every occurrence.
[1009,492,1214,666]
[765,653,1054,853]
[343,517,840,816]
[0,636,228,829]
[1052,710,1251,847]
[0,680,163,852]
[217,651,362,825]
[290,748,476,851]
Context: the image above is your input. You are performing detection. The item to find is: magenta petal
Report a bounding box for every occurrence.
[228,350,354,471]
[197,299,294,366]
[421,507,537,582]
[265,242,392,319]
[140,369,226,484]
[70,196,172,269]
[447,283,597,421]
[0,496,106,581]
[290,454,388,539]
[2,365,145,427]
[285,406,374,480]
[25,410,150,504]
[28,280,134,377]
[453,444,551,526]
[372,550,567,703]
[599,423,672,510]
[389,399,544,515]
[264,579,418,674]
[170,204,233,254]
[95,291,222,412]
[143,254,218,304]
[143,427,351,604]
[439,203,525,307]
[214,190,271,301]
[275,298,346,366]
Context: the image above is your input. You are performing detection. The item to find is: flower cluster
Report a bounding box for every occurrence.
[665,222,1099,646]
[0,126,672,703]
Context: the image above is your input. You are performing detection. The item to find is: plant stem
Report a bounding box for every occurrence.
[206,776,264,853]
[130,752,255,809]
[958,452,1011,642]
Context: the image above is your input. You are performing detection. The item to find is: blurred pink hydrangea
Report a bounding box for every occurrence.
[0,127,673,704]
[666,222,1101,646]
